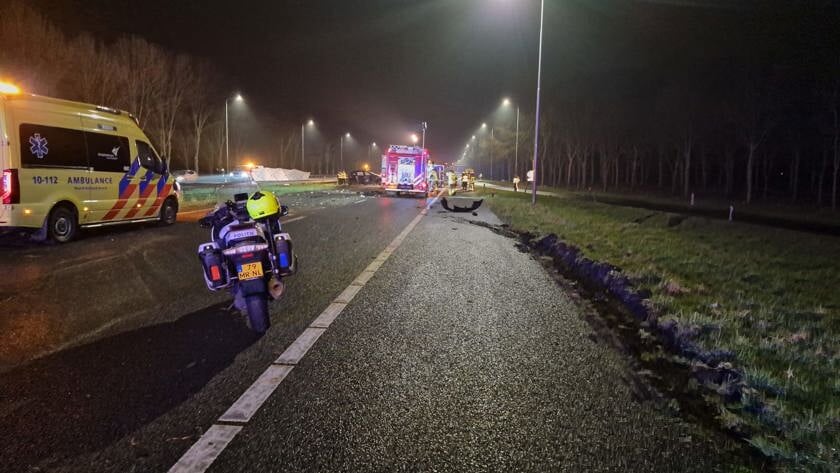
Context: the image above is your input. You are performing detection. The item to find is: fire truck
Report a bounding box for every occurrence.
[380,145,429,197]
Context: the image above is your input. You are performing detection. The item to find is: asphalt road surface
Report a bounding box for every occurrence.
[0,189,743,472]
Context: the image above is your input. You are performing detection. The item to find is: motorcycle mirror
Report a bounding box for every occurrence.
[280,205,289,217]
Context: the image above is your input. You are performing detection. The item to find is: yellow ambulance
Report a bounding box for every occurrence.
[0,84,180,242]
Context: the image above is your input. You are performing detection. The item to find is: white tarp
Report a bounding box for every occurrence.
[250,167,311,182]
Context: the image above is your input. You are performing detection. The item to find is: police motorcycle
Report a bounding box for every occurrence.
[197,190,297,333]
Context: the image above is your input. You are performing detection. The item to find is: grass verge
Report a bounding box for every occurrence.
[480,188,839,471]
[483,180,840,229]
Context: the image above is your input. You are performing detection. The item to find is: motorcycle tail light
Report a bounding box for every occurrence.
[198,243,228,290]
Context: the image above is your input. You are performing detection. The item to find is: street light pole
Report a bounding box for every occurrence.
[490,127,495,180]
[502,98,518,181]
[531,0,545,206]
[300,119,315,171]
[340,133,349,170]
[224,94,243,178]
[224,100,229,176]
[515,105,520,180]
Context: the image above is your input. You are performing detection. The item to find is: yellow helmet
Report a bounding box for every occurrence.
[246,191,280,219]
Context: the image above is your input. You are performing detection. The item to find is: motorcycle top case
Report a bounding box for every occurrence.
[197,241,230,290]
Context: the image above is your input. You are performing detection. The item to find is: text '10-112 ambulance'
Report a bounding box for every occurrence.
[380,145,429,198]
[0,84,180,242]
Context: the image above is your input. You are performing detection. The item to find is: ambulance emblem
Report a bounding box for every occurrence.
[29,133,49,159]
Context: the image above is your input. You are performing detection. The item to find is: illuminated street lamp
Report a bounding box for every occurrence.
[301,119,315,170]
[225,93,244,176]
[340,132,351,169]
[410,133,419,144]
[501,97,520,180]
[474,123,491,178]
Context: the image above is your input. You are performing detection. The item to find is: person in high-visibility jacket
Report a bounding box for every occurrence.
[447,171,457,195]
[428,170,438,190]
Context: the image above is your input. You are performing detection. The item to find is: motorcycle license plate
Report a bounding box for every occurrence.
[237,262,264,280]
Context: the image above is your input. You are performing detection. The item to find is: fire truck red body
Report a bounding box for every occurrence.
[380,145,429,197]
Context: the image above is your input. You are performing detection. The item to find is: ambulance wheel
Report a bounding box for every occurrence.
[245,295,270,334]
[159,198,178,225]
[48,205,78,243]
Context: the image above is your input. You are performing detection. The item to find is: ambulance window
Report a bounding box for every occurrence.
[85,132,130,172]
[19,124,87,168]
[136,140,164,174]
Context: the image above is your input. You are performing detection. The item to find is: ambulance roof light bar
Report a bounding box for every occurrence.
[0,81,22,95]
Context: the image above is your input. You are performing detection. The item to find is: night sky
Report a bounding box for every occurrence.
[25,0,836,161]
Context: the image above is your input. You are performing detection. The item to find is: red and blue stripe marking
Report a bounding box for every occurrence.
[103,158,142,220]
[102,158,173,220]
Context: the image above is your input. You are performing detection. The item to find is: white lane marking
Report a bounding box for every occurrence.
[274,327,327,365]
[168,191,442,473]
[333,284,363,304]
[310,302,347,328]
[352,270,377,286]
[167,424,242,473]
[283,216,306,224]
[217,365,295,423]
[365,260,384,273]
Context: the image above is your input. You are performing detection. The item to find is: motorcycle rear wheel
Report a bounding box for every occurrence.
[245,295,270,334]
